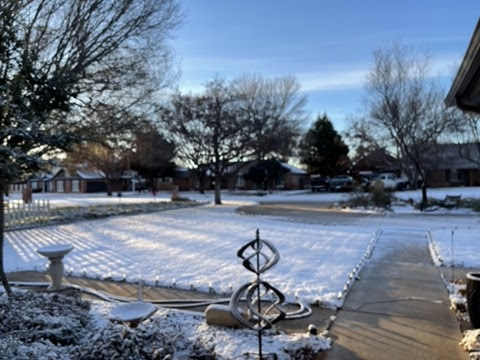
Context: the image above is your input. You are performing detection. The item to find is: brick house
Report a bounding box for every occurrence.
[49,168,107,193]
[423,143,480,187]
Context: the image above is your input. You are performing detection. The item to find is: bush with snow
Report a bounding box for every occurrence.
[0,290,216,359]
[0,290,330,359]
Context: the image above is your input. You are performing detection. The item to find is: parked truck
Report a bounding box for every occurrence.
[377,172,409,191]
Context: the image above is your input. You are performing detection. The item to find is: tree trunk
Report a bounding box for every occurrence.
[420,182,428,210]
[0,186,13,296]
[214,174,222,205]
[106,178,113,196]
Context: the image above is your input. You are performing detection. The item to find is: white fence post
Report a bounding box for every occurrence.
[3,199,51,228]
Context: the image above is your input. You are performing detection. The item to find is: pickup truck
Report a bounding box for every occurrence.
[377,173,409,191]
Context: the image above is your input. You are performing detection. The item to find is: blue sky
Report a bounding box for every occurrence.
[172,1,480,132]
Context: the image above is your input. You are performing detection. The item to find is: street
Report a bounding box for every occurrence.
[238,200,384,225]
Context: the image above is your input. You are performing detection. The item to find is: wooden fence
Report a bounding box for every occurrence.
[3,200,51,228]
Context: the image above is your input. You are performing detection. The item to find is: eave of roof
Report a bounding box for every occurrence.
[445,19,480,112]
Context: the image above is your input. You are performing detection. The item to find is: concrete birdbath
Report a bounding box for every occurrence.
[36,244,73,291]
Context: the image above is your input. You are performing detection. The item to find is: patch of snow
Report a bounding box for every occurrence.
[460,329,480,351]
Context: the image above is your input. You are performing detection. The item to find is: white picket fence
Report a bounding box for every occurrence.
[3,200,51,228]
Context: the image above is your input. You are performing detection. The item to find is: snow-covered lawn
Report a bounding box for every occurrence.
[430,226,480,268]
[5,187,480,302]
[3,188,480,358]
[5,189,348,208]
[5,203,377,307]
[396,186,480,203]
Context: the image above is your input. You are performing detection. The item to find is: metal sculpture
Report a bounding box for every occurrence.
[230,229,286,359]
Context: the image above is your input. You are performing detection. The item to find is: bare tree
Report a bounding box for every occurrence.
[236,74,306,161]
[0,0,182,295]
[355,42,456,208]
[161,78,250,204]
[160,94,213,194]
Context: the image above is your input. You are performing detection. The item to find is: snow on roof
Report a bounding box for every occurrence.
[46,167,64,179]
[76,170,105,179]
[280,162,308,175]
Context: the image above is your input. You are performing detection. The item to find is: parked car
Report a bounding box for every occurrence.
[329,175,354,192]
[310,176,330,192]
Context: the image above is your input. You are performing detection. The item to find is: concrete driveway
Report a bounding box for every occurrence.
[238,200,385,226]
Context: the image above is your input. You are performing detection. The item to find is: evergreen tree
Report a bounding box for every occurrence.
[301,114,349,176]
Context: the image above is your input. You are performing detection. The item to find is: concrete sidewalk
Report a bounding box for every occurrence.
[328,229,467,360]
[6,271,335,335]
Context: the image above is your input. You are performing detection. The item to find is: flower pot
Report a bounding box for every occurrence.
[466,272,480,328]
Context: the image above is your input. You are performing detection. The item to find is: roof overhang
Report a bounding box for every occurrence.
[445,19,480,112]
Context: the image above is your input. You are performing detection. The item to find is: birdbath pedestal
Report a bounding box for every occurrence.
[36,244,73,291]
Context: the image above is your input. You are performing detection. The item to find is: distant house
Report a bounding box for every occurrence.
[49,168,107,193]
[422,143,480,187]
[219,160,309,191]
[27,171,56,192]
[8,179,28,194]
[353,149,400,175]
[278,162,310,190]
[172,168,197,191]
[9,169,58,194]
[147,167,197,192]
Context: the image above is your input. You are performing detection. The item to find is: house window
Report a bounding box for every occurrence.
[57,180,64,192]
[445,170,451,183]
[72,180,80,192]
[31,181,38,190]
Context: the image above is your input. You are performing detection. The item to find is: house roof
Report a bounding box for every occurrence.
[354,149,399,172]
[423,143,480,170]
[76,170,105,179]
[50,168,104,180]
[196,160,308,175]
[445,19,480,112]
[280,162,308,175]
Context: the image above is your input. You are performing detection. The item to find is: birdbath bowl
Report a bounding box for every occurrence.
[110,302,157,327]
[36,244,73,291]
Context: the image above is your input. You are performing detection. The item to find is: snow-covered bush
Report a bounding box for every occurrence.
[0,290,329,359]
[0,290,216,359]
[68,318,216,360]
[0,290,91,346]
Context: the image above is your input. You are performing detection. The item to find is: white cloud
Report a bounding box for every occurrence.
[431,56,462,79]
[297,69,368,92]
